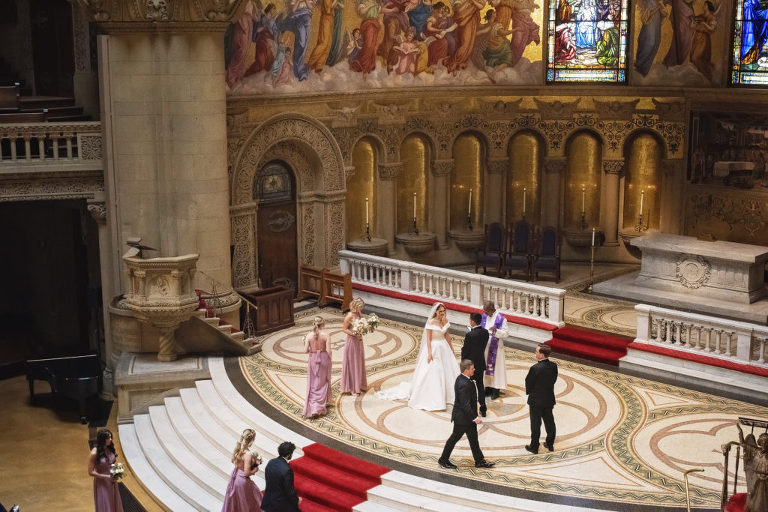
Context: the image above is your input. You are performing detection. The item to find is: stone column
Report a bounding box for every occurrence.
[431,159,453,248]
[486,158,508,224]
[378,162,401,254]
[602,159,624,246]
[660,160,684,234]
[543,158,567,228]
[96,15,235,302]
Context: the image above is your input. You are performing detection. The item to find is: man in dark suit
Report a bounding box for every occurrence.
[262,441,301,512]
[524,343,558,454]
[438,359,495,469]
[461,312,489,417]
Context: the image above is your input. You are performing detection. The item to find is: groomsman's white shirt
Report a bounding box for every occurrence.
[482,310,508,390]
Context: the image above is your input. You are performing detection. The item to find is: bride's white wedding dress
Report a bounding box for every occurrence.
[377,319,461,411]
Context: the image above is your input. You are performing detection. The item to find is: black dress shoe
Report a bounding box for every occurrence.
[544,442,554,452]
[480,409,487,417]
[524,444,539,454]
[475,460,495,468]
[438,459,458,469]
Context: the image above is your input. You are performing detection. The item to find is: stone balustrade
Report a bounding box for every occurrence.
[634,304,768,367]
[339,250,565,327]
[0,121,103,171]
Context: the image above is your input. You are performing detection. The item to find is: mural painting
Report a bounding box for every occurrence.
[224,0,544,92]
[632,0,726,85]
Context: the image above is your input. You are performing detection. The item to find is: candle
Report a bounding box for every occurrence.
[639,189,645,213]
[581,186,586,213]
[468,188,472,216]
[591,227,596,247]
[523,187,527,213]
[365,197,369,225]
[413,192,417,220]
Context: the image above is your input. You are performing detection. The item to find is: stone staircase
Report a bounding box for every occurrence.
[119,357,607,512]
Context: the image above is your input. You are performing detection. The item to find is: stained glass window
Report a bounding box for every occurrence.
[731,0,768,85]
[546,0,629,82]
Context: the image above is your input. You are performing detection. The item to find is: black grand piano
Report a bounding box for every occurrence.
[26,354,102,424]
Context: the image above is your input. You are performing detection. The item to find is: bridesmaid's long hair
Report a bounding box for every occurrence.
[312,316,325,338]
[232,428,256,463]
[96,428,116,462]
[349,297,364,313]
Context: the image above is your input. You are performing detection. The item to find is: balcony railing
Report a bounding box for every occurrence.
[0,121,102,171]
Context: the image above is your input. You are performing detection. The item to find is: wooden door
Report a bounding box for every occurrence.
[256,162,298,294]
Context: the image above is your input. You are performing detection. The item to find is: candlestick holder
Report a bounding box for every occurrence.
[466,213,473,232]
[580,211,587,230]
[634,212,648,232]
[364,221,372,242]
[588,243,595,292]
[411,217,419,235]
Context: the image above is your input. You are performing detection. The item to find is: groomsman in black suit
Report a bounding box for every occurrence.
[438,359,495,469]
[525,344,558,454]
[461,312,489,417]
[262,441,302,512]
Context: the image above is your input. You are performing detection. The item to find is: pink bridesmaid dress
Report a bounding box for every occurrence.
[341,313,368,394]
[303,332,332,417]
[93,452,124,512]
[221,455,263,512]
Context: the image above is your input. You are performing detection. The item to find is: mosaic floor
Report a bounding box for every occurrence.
[236,308,768,511]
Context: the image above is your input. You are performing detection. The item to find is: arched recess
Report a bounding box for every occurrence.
[450,131,486,231]
[398,133,432,234]
[347,137,380,243]
[230,113,346,288]
[507,130,545,225]
[622,131,663,231]
[564,130,602,230]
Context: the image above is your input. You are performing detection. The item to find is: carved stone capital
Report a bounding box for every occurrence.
[603,159,625,175]
[378,162,403,180]
[431,159,454,176]
[87,201,107,224]
[486,158,509,175]
[545,158,568,174]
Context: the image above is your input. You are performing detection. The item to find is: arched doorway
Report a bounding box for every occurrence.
[255,161,298,293]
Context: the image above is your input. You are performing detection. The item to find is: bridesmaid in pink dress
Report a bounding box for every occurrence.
[88,429,124,512]
[341,297,368,395]
[303,316,332,418]
[221,429,263,512]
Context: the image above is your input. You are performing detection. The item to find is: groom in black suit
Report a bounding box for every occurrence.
[461,312,489,417]
[438,359,495,469]
[525,343,558,454]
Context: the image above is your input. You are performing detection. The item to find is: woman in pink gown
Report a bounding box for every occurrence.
[341,297,368,395]
[303,316,332,417]
[221,428,263,512]
[88,429,124,512]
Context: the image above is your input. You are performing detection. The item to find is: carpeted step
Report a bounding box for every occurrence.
[546,338,625,366]
[292,471,363,511]
[302,443,389,482]
[291,455,377,499]
[299,497,343,512]
[553,326,633,351]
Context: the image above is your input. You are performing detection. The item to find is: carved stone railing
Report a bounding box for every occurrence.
[338,250,565,327]
[121,251,200,361]
[0,121,103,171]
[634,304,768,368]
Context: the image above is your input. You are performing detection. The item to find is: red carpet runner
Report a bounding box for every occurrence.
[547,325,633,365]
[290,443,390,512]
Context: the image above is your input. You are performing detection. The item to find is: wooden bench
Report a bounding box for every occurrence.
[299,265,352,310]
[0,84,20,112]
[0,110,47,123]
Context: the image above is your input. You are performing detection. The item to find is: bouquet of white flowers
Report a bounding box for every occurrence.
[250,451,262,471]
[110,462,125,480]
[352,313,380,336]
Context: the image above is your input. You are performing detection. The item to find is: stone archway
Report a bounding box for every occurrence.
[230,113,346,288]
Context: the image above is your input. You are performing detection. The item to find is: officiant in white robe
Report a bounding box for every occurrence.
[481,301,508,400]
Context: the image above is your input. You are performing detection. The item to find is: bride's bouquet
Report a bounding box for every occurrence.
[110,462,125,480]
[352,313,379,336]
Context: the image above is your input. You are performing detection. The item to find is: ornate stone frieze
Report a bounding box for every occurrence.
[675,255,712,289]
[87,201,107,224]
[80,134,103,160]
[230,210,255,288]
[302,204,315,265]
[603,159,625,175]
[593,99,641,119]
[370,100,412,125]
[651,98,686,117]
[378,162,403,180]
[532,98,580,119]
[76,0,245,23]
[0,173,104,202]
[326,201,345,266]
[431,159,454,176]
[486,158,509,175]
[325,103,362,128]
[482,98,523,116]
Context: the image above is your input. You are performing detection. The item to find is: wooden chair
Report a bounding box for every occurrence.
[475,222,505,276]
[504,219,533,281]
[532,226,561,282]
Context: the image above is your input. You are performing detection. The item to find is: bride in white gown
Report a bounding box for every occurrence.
[377,302,461,411]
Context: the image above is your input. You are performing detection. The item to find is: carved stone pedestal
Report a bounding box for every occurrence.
[395,232,437,256]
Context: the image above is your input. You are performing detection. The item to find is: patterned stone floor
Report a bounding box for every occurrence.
[236,307,768,511]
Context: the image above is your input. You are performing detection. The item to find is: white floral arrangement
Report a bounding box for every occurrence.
[110,462,125,480]
[352,313,380,335]
[251,451,262,470]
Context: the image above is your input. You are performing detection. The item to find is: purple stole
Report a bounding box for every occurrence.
[482,312,504,376]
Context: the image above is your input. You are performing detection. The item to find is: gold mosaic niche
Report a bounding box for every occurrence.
[565,132,602,229]
[508,131,543,225]
[451,134,485,231]
[623,133,662,231]
[348,138,376,242]
[398,134,429,233]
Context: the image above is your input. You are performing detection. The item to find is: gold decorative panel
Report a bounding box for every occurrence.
[347,138,376,242]
[565,132,601,229]
[623,133,661,230]
[450,134,484,231]
[507,131,542,224]
[398,135,429,233]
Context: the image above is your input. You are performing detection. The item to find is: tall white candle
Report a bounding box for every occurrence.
[581,186,586,213]
[523,187,527,213]
[365,197,369,225]
[468,188,472,216]
[413,192,417,220]
[639,189,645,213]
[591,227,596,247]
